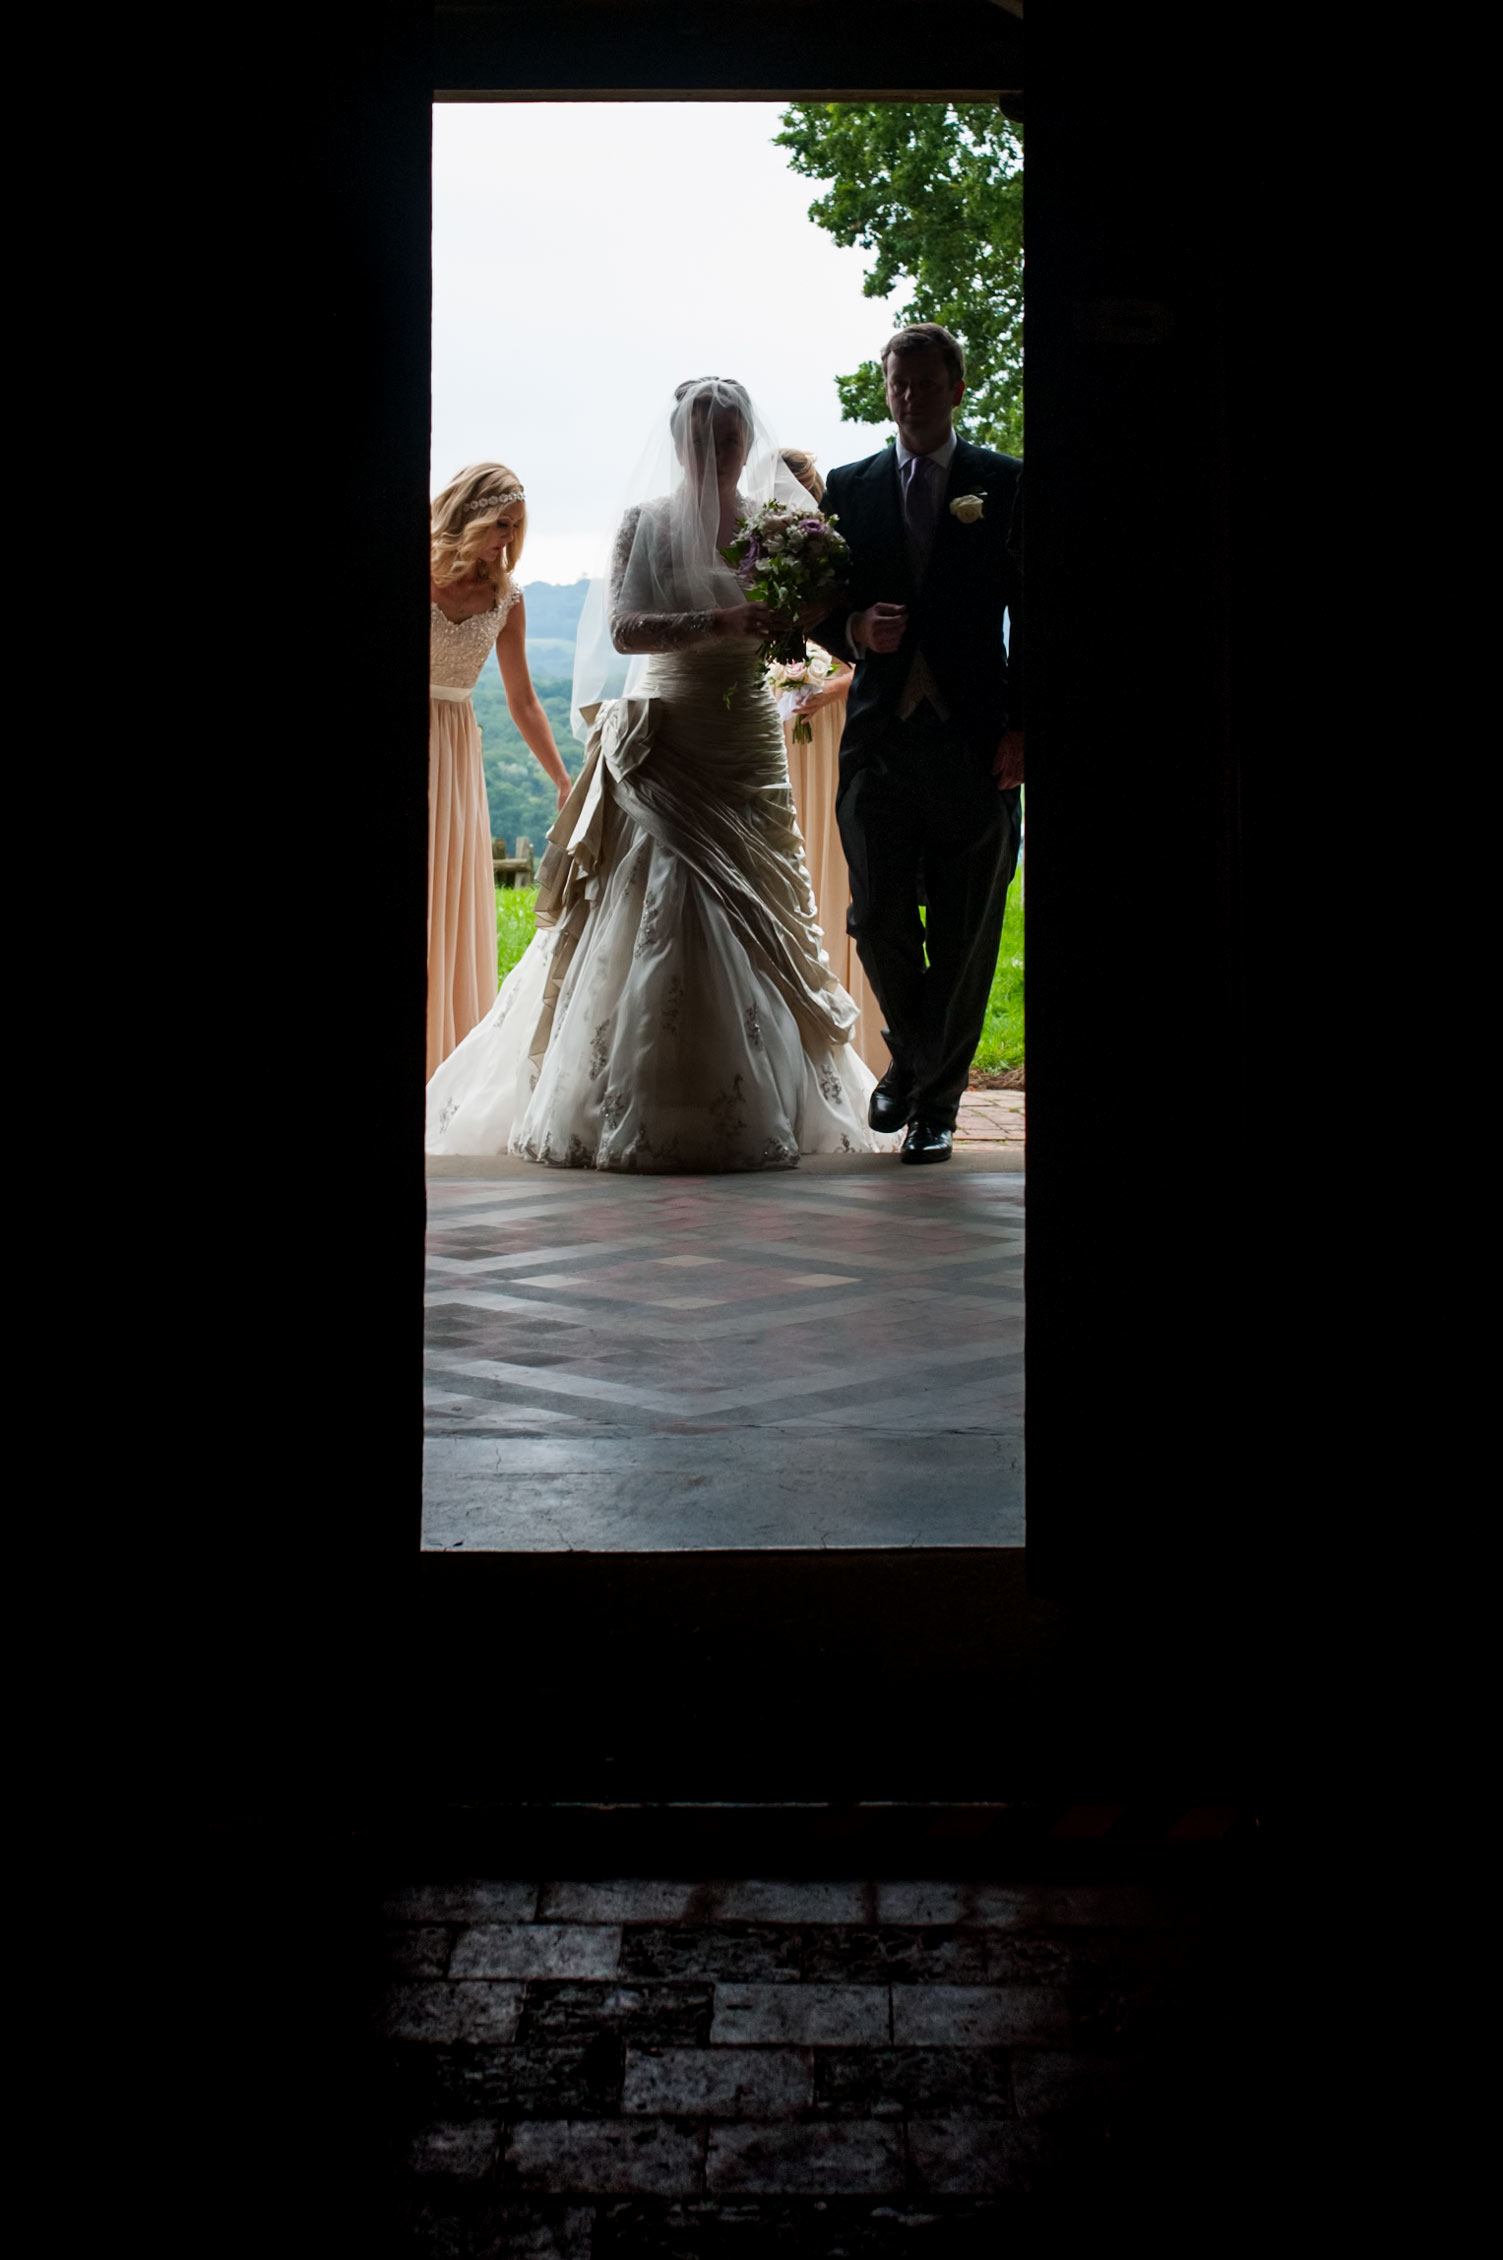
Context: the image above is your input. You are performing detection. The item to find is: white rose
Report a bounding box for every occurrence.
[950,494,986,523]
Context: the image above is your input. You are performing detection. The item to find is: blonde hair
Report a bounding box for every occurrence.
[781,448,824,504]
[430,461,528,598]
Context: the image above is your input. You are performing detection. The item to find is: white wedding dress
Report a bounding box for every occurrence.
[425,506,889,1171]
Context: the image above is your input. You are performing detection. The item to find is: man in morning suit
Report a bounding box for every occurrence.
[815,322,1024,1164]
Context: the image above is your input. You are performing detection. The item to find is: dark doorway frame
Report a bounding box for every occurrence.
[325,0,1267,1808]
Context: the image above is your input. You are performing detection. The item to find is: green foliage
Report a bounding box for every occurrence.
[494,873,1025,1066]
[774,104,1023,456]
[472,674,576,851]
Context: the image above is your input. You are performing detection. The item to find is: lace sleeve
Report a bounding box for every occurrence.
[608,505,717,653]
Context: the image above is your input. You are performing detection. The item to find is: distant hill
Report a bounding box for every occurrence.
[476,580,590,686]
[517,578,590,638]
[519,637,578,677]
[473,672,575,849]
[471,580,634,840]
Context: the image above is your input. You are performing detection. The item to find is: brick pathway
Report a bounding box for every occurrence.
[955,1089,1025,1146]
[373,1872,1227,2246]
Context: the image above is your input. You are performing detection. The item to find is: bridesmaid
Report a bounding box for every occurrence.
[778,448,889,1077]
[428,463,572,1079]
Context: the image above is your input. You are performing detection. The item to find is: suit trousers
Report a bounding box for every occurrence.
[836,708,1020,1128]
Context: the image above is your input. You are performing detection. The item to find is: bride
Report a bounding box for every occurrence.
[425,376,891,1170]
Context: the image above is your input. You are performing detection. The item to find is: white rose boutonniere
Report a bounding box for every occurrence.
[950,493,987,524]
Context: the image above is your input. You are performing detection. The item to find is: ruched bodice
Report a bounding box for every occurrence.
[635,631,764,701]
[632,635,788,796]
[429,587,520,691]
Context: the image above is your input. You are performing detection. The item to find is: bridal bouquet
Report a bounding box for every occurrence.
[765,646,843,744]
[721,500,851,670]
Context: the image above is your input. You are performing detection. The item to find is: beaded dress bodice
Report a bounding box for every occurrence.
[430,585,521,691]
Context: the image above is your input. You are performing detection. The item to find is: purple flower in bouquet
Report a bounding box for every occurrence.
[720,499,852,670]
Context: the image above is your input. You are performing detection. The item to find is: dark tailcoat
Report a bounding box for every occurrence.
[816,437,1024,770]
[811,434,1025,1130]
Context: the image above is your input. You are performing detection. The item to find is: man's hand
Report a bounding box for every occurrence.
[993,730,1025,791]
[853,602,908,655]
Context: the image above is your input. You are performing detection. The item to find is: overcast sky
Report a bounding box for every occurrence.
[432,103,905,585]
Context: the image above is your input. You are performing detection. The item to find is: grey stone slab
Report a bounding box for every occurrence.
[382,1880,538,1925]
[892,1987,1068,2048]
[713,1881,870,1925]
[426,1150,1023,1180]
[403,2120,501,2182]
[811,2046,1015,2122]
[1037,1884,1201,1928]
[388,2041,626,2122]
[518,1982,715,2048]
[504,2119,704,2195]
[383,1926,453,1979]
[431,1336,1016,1417]
[908,2120,1049,2195]
[449,1925,622,1980]
[422,1432,1023,1552]
[783,1378,1022,1437]
[622,2047,812,2118]
[427,1238,660,1276]
[875,1883,1042,1929]
[539,1879,702,1924]
[720,1235,1022,1279]
[705,2122,904,2196]
[408,2206,592,2260]
[426,1204,580,1232]
[799,1929,1003,1987]
[375,1982,524,2044]
[421,1405,590,1444]
[711,1985,889,2046]
[619,1925,805,1984]
[963,1931,1108,1987]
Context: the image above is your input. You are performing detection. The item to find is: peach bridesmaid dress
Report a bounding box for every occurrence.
[781,663,889,1077]
[427,591,518,1077]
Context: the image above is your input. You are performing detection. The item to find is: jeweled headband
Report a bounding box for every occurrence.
[462,488,524,519]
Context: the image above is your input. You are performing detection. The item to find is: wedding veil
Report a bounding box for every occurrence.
[569,375,809,741]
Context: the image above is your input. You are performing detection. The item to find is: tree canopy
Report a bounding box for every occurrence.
[774,103,1023,456]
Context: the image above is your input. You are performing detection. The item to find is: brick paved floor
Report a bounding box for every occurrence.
[955,1090,1025,1146]
[371,1870,1242,2249]
[423,1162,1024,1552]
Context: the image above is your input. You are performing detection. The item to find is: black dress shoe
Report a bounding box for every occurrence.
[868,1066,914,1134]
[899,1118,953,1164]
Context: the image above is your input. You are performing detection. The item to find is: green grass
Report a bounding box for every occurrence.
[495,874,1025,1067]
[971,878,1025,1071]
[497,885,539,982]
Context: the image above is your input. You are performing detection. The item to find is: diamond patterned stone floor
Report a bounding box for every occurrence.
[423,1164,1024,1550]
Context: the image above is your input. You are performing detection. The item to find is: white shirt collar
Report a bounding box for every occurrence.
[895,428,959,475]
